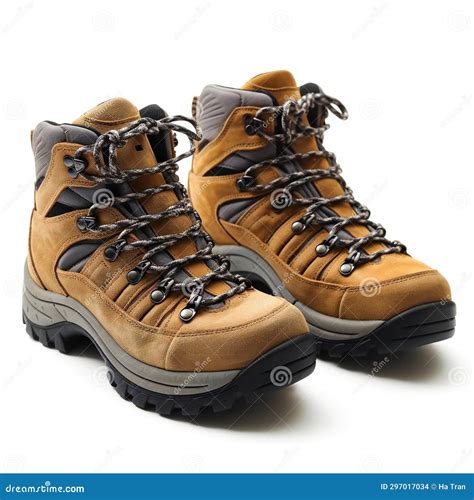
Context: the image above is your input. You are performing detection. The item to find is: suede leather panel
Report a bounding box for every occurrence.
[140,294,184,328]
[35,144,97,216]
[221,220,345,317]
[114,272,158,311]
[339,271,451,320]
[29,208,116,295]
[219,219,451,320]
[192,107,273,176]
[57,270,307,371]
[188,171,252,245]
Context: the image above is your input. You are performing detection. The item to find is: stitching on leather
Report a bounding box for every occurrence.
[58,271,290,337]
[343,270,441,292]
[194,107,269,174]
[222,220,344,291]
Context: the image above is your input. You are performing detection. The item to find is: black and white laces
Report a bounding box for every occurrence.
[236,91,407,276]
[70,115,249,322]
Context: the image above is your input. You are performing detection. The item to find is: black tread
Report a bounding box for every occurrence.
[22,314,317,416]
[316,301,456,359]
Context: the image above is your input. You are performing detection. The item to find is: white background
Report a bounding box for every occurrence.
[0,0,472,474]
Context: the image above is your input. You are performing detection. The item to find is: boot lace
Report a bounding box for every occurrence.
[236,92,407,276]
[70,115,249,322]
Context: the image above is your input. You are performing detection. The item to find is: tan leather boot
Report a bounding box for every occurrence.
[23,97,315,415]
[189,70,456,358]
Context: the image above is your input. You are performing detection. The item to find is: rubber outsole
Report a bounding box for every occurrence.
[241,272,456,359]
[23,314,317,416]
[315,300,456,359]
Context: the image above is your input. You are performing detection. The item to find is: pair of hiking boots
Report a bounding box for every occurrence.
[23,70,456,416]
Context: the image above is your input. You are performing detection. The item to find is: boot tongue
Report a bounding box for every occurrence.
[243,70,319,169]
[242,70,301,104]
[73,97,140,133]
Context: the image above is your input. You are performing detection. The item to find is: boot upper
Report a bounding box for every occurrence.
[28,97,308,371]
[189,70,451,321]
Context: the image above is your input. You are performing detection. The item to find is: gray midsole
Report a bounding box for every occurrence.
[214,245,384,340]
[22,265,239,396]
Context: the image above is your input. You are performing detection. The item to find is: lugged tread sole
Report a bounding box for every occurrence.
[23,313,317,416]
[315,301,456,360]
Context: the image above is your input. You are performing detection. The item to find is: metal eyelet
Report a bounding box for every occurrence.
[127,260,151,285]
[76,216,96,232]
[291,221,305,234]
[292,214,315,234]
[316,235,337,257]
[315,243,330,256]
[150,278,174,304]
[103,239,126,262]
[179,307,197,322]
[236,175,255,191]
[339,262,355,276]
[64,155,87,178]
[179,290,203,323]
[243,115,256,135]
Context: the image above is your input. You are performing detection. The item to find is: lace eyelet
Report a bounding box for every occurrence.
[103,239,126,262]
[127,260,151,285]
[243,114,257,135]
[179,290,203,322]
[291,221,305,234]
[315,243,330,256]
[292,214,315,234]
[236,175,255,191]
[179,307,197,322]
[76,216,96,232]
[64,156,87,178]
[150,278,174,304]
[151,289,165,304]
[339,262,355,276]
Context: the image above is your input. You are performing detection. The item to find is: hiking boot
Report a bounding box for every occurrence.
[189,70,456,358]
[23,97,316,415]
